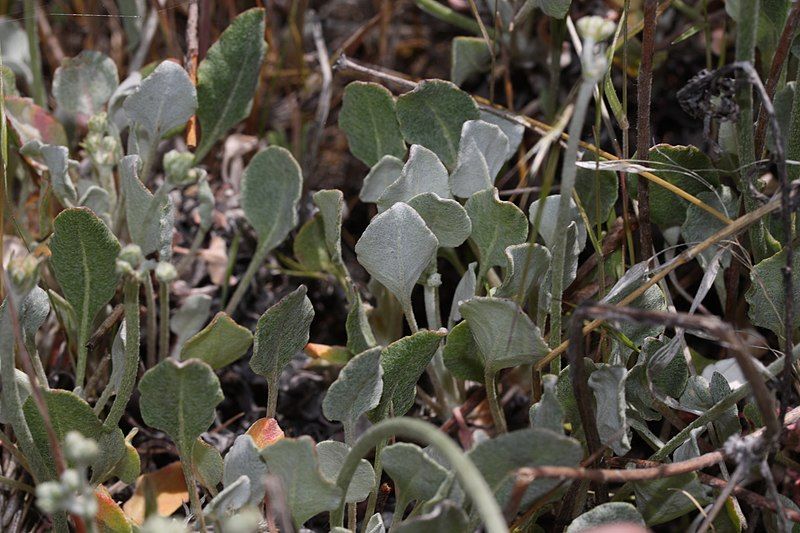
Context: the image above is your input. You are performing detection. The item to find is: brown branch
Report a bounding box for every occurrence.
[85,303,124,351]
[635,0,657,262]
[184,0,199,149]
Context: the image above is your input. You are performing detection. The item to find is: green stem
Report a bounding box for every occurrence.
[75,333,89,393]
[23,0,46,108]
[104,277,140,429]
[25,337,48,388]
[484,369,507,433]
[179,449,207,532]
[158,280,170,362]
[224,242,270,314]
[423,283,458,411]
[413,0,489,36]
[332,418,506,533]
[144,274,157,368]
[266,374,279,420]
[0,475,34,494]
[362,437,387,529]
[176,226,209,275]
[548,75,597,363]
[401,299,419,334]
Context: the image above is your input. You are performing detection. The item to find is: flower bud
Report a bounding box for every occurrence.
[164,150,198,187]
[64,431,100,466]
[576,15,616,43]
[155,262,178,283]
[118,244,144,270]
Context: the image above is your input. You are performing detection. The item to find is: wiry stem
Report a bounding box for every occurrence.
[104,277,140,428]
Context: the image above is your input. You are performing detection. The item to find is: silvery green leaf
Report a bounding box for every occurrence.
[448,262,476,327]
[223,434,267,507]
[529,194,586,252]
[460,297,548,372]
[395,80,480,169]
[180,312,254,369]
[681,187,738,267]
[395,501,469,533]
[170,294,212,358]
[241,146,303,250]
[0,17,32,83]
[465,188,528,281]
[293,215,331,272]
[260,437,343,527]
[53,51,119,122]
[709,372,740,441]
[250,286,314,382]
[479,110,523,158]
[339,81,406,167]
[588,365,631,455]
[78,186,110,221]
[567,503,645,533]
[193,438,224,490]
[634,473,711,525]
[495,243,551,300]
[361,155,404,203]
[316,440,375,503]
[124,60,197,158]
[50,208,120,349]
[0,63,19,97]
[450,120,509,198]
[451,37,491,87]
[383,442,448,505]
[377,145,451,212]
[355,203,438,310]
[108,71,141,130]
[47,289,77,342]
[0,369,31,424]
[529,374,563,434]
[602,268,668,350]
[195,8,266,161]
[673,426,703,463]
[346,295,377,355]
[364,513,385,533]
[468,428,582,509]
[139,359,223,454]
[700,358,747,390]
[19,286,49,346]
[313,189,344,265]
[41,144,77,206]
[406,193,471,248]
[746,245,800,337]
[371,330,446,420]
[120,155,169,255]
[205,474,251,518]
[442,321,483,382]
[574,152,619,226]
[322,347,383,430]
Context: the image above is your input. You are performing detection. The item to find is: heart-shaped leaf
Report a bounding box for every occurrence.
[180,312,253,369]
[139,359,223,454]
[223,434,268,507]
[450,120,509,198]
[407,193,471,248]
[339,81,406,167]
[322,347,383,434]
[241,146,303,251]
[460,297,548,372]
[361,155,404,203]
[396,80,479,169]
[465,188,528,281]
[195,8,267,161]
[355,202,438,311]
[316,440,375,503]
[260,437,343,527]
[382,442,447,505]
[53,51,118,123]
[377,145,451,211]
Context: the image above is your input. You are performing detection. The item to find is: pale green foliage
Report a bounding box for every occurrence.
[316,440,375,503]
[382,443,447,504]
[323,348,383,432]
[588,365,631,455]
[180,312,253,369]
[377,145,451,211]
[746,245,800,337]
[361,155,404,203]
[451,37,492,86]
[53,51,118,122]
[313,189,345,266]
[567,503,645,533]
[339,81,406,166]
[223,434,268,508]
[465,188,528,281]
[406,193,472,248]
[450,120,509,198]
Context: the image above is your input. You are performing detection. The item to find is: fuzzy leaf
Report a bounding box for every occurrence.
[53,51,118,122]
[460,297,548,372]
[170,294,213,358]
[192,438,223,490]
[365,514,386,533]
[442,321,483,382]
[396,502,469,533]
[406,193,470,247]
[180,312,253,369]
[313,189,344,265]
[223,434,268,507]
[377,145,451,211]
[260,437,343,526]
[40,144,77,207]
[205,475,250,518]
[346,295,377,355]
[120,155,171,256]
[567,503,645,533]
[339,81,406,167]
[317,440,375,503]
[361,155,404,203]
[23,389,125,483]
[138,359,223,453]
[323,347,383,429]
[395,80,479,169]
[466,188,528,281]
[479,110,524,158]
[50,208,120,345]
[196,8,267,160]
[746,245,800,337]
[588,365,631,455]
[355,202,438,309]
[450,120,509,198]
[529,194,586,252]
[293,215,332,272]
[250,286,314,382]
[4,96,67,145]
[371,330,446,419]
[451,37,492,86]
[241,146,303,250]
[495,243,551,300]
[529,374,564,433]
[382,442,448,504]
[111,439,140,485]
[19,286,49,346]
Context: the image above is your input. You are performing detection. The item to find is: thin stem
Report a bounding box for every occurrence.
[158,280,170,362]
[23,0,45,108]
[180,449,207,532]
[266,374,279,420]
[401,299,419,334]
[362,437,387,530]
[144,274,157,368]
[0,475,35,494]
[224,242,269,314]
[104,277,140,429]
[332,417,506,533]
[412,0,488,36]
[75,332,89,393]
[483,370,507,433]
[176,226,209,275]
[636,0,657,262]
